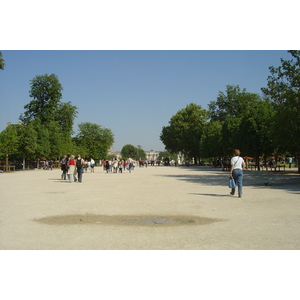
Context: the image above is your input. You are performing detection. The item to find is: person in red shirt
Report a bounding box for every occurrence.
[68,155,77,183]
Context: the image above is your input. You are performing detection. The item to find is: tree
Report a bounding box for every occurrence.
[46,120,66,159]
[208,85,274,159]
[261,50,300,172]
[160,103,209,164]
[0,124,19,171]
[20,74,63,124]
[137,148,146,160]
[55,101,78,136]
[238,99,275,168]
[49,102,77,158]
[15,122,38,170]
[200,120,223,159]
[31,119,51,164]
[208,85,261,122]
[157,151,177,161]
[74,122,114,159]
[0,51,5,70]
[221,116,242,155]
[121,144,138,160]
[19,74,78,161]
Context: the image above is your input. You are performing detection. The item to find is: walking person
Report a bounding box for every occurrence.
[229,149,245,198]
[113,158,118,173]
[105,159,110,173]
[61,155,68,180]
[68,155,77,183]
[90,158,95,173]
[127,157,134,173]
[118,160,123,173]
[288,157,292,168]
[76,154,85,183]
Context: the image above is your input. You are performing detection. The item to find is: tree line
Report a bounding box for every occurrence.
[160,51,300,173]
[0,73,114,170]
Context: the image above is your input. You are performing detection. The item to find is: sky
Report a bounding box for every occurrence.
[1,1,298,152]
[0,50,293,151]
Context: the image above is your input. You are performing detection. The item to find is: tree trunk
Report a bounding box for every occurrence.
[23,157,26,171]
[194,157,197,165]
[256,156,260,171]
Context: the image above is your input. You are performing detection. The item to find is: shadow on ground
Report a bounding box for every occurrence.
[156,166,300,194]
[34,213,226,227]
[189,193,232,197]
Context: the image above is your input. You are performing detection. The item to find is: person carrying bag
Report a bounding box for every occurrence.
[229,149,246,198]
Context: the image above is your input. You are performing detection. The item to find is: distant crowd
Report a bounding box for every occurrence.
[102,158,135,173]
[212,156,296,170]
[61,154,95,183]
[102,159,165,173]
[57,155,177,183]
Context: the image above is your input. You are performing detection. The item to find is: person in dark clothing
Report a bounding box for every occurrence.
[61,155,68,180]
[76,154,85,182]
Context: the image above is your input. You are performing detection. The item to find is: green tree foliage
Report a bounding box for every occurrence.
[19,74,78,161]
[157,151,177,161]
[261,50,300,172]
[238,99,275,165]
[121,144,138,160]
[160,103,209,164]
[221,117,242,155]
[59,136,77,158]
[200,120,223,158]
[74,122,114,159]
[20,74,63,124]
[206,85,274,160]
[137,148,146,160]
[56,101,78,136]
[208,85,262,122]
[20,74,78,134]
[0,51,5,70]
[15,122,38,170]
[0,124,19,170]
[46,120,66,158]
[2,73,114,166]
[31,119,51,159]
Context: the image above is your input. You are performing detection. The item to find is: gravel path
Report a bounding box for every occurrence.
[1,165,299,249]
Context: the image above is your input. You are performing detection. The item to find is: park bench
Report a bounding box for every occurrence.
[248,164,287,172]
[0,165,16,172]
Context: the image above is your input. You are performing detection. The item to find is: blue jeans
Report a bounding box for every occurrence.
[77,167,83,182]
[232,169,243,195]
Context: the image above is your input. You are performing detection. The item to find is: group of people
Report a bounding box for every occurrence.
[59,150,246,197]
[61,155,95,183]
[102,158,135,173]
[138,160,162,166]
[41,160,54,170]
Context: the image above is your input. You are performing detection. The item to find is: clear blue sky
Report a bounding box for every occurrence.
[0,50,293,151]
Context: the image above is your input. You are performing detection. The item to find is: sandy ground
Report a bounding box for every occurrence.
[0,165,300,250]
